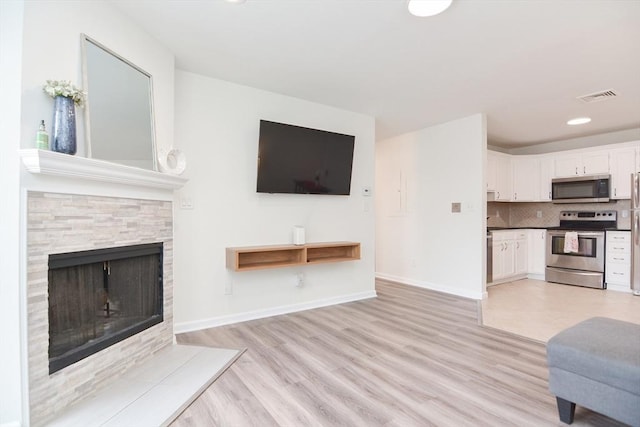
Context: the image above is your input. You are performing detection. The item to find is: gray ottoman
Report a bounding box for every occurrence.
[546,317,640,426]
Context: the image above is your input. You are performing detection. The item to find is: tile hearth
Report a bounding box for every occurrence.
[47,344,243,427]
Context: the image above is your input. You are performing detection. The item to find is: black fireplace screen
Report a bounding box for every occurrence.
[48,243,163,374]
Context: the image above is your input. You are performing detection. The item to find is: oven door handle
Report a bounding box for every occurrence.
[547,231,604,238]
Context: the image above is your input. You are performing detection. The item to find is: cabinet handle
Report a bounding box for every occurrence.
[614,188,617,197]
[497,191,500,199]
[613,257,624,261]
[575,167,578,175]
[514,193,517,200]
[583,166,586,174]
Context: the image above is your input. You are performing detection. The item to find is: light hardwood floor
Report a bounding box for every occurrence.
[172,280,626,426]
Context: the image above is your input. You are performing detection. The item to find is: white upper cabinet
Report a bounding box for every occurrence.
[487,151,511,201]
[609,147,638,200]
[538,155,553,201]
[487,151,497,191]
[553,151,609,178]
[495,155,512,201]
[511,156,539,201]
[488,142,639,203]
[582,151,611,175]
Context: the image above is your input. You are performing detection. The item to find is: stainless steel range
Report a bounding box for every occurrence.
[545,210,617,289]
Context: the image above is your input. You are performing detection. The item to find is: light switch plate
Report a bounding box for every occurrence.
[180,197,194,210]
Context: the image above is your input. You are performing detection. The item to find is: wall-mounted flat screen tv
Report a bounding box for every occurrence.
[256,120,355,195]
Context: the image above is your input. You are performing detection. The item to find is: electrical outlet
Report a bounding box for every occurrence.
[296,272,304,288]
[536,211,542,218]
[224,280,233,295]
[451,202,461,213]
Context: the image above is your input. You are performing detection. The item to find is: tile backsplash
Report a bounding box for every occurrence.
[487,200,631,229]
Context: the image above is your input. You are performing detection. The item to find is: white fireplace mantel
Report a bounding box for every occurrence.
[20,149,188,191]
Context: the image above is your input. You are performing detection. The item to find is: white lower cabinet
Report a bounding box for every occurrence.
[491,233,512,281]
[491,230,528,285]
[527,229,547,278]
[605,231,631,291]
[514,235,527,275]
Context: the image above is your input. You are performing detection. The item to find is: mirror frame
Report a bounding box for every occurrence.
[81,34,158,171]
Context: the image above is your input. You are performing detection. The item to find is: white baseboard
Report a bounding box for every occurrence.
[375,273,484,300]
[606,283,633,293]
[0,421,22,427]
[174,290,377,334]
[487,273,528,287]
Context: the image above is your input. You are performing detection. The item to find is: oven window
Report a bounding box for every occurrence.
[550,235,597,257]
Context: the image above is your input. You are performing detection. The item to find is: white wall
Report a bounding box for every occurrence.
[1,2,26,425]
[375,114,487,299]
[172,71,376,331]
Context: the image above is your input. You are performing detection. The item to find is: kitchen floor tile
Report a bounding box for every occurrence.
[481,279,640,342]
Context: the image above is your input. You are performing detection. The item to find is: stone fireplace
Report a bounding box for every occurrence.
[26,191,174,425]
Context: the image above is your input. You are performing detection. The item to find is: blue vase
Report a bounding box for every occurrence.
[51,95,77,155]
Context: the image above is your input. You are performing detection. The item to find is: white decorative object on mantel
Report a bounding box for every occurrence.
[19,149,188,190]
[157,148,186,175]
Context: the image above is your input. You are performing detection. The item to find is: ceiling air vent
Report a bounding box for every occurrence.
[577,89,618,103]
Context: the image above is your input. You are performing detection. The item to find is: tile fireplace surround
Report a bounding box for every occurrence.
[20,148,190,425]
[26,191,174,425]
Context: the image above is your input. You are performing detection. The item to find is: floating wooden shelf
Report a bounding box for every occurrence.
[226,241,360,272]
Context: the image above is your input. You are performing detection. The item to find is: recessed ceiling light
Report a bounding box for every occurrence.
[408,0,453,17]
[567,117,592,126]
[225,0,246,3]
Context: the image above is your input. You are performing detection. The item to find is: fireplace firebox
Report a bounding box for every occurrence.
[48,243,163,374]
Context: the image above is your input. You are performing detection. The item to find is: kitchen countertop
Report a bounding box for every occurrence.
[488,227,548,231]
[488,227,631,232]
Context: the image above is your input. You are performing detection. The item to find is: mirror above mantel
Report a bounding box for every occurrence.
[81,34,157,171]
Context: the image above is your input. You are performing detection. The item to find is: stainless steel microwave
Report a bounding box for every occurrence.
[551,175,611,203]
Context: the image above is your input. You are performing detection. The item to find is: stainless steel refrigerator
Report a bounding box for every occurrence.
[629,173,640,295]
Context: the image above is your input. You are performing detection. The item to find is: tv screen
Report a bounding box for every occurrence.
[256,120,355,195]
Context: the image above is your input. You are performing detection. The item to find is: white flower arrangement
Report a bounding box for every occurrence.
[43,80,86,107]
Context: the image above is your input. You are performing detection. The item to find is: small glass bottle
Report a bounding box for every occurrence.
[36,120,49,150]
